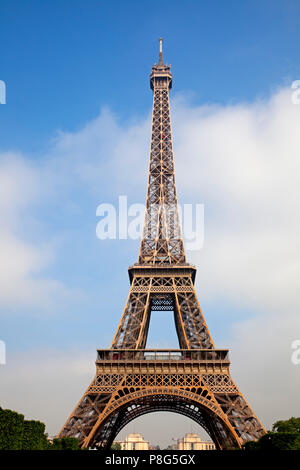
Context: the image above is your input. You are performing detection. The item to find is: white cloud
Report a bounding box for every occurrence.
[45,108,150,197]
[0,153,74,311]
[170,89,300,315]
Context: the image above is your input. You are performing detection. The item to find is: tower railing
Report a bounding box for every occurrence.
[96,349,230,363]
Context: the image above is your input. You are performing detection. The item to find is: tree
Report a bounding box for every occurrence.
[110,442,121,450]
[22,420,49,450]
[292,435,300,451]
[244,417,300,451]
[0,406,82,450]
[50,437,80,450]
[0,407,24,450]
[272,417,300,434]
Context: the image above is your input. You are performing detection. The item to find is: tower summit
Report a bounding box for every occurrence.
[58,41,265,450]
[150,38,172,90]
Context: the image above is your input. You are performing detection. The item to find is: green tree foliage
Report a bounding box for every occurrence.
[22,420,49,450]
[0,407,24,450]
[272,417,300,434]
[244,432,300,450]
[243,440,259,451]
[110,442,121,450]
[0,406,80,450]
[244,417,300,451]
[50,437,80,450]
[293,435,300,450]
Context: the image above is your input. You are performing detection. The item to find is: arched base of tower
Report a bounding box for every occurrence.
[58,349,265,449]
[90,394,240,450]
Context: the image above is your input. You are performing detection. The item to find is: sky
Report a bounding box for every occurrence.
[1,0,300,448]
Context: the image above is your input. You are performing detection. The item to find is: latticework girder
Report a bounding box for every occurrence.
[138,56,185,265]
[111,268,214,350]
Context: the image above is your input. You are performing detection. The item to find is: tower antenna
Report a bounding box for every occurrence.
[158,37,163,65]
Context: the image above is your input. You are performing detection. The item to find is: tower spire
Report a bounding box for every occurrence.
[141,38,181,265]
[158,37,163,65]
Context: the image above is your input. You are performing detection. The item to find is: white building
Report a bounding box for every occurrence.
[177,433,215,450]
[120,433,149,450]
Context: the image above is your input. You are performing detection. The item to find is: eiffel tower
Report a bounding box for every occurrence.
[58,39,265,449]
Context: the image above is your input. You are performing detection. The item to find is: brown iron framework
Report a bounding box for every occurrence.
[58,39,265,449]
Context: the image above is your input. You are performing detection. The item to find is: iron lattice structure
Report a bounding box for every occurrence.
[58,40,265,449]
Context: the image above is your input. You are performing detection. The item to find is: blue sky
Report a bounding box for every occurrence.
[1,0,300,446]
[1,0,300,152]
